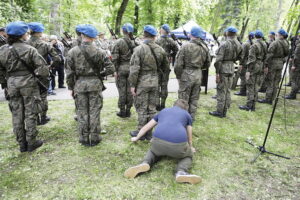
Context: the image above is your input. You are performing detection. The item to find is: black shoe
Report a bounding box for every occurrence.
[28,140,43,152]
[59,85,66,88]
[90,135,102,146]
[125,109,131,118]
[257,99,272,105]
[239,105,255,111]
[283,83,291,87]
[211,95,217,99]
[258,89,266,93]
[19,141,28,152]
[40,116,51,125]
[209,111,225,118]
[117,111,127,118]
[284,95,296,100]
[130,130,146,140]
[234,91,246,96]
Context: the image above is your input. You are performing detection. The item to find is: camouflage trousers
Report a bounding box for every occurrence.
[134,86,157,130]
[259,71,271,91]
[116,71,133,111]
[156,71,170,107]
[265,68,282,102]
[39,78,49,118]
[290,70,300,96]
[178,72,202,120]
[8,85,40,145]
[232,67,246,92]
[246,73,263,108]
[217,74,233,114]
[75,91,103,143]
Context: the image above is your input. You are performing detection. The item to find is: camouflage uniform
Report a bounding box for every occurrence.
[214,38,243,115]
[236,40,251,93]
[66,41,114,145]
[27,35,61,121]
[129,40,169,131]
[112,35,137,115]
[245,39,267,109]
[259,40,274,92]
[155,36,178,109]
[263,38,289,102]
[0,41,49,147]
[288,41,300,97]
[174,39,211,120]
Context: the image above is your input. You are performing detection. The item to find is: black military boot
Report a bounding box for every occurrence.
[28,140,43,152]
[19,141,28,153]
[117,108,127,118]
[258,88,266,93]
[258,99,272,105]
[239,105,255,111]
[125,108,131,118]
[209,111,225,118]
[90,134,102,146]
[234,91,246,96]
[40,115,51,125]
[284,94,296,100]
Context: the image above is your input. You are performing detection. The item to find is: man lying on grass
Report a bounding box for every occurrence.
[124,99,201,184]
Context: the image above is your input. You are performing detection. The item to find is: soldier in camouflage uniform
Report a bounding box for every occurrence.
[258,29,289,104]
[209,26,243,118]
[234,32,254,96]
[129,25,169,140]
[239,30,267,111]
[66,24,114,146]
[0,27,7,47]
[0,21,49,152]
[27,22,61,125]
[174,26,211,120]
[155,24,178,110]
[284,34,300,99]
[112,23,137,118]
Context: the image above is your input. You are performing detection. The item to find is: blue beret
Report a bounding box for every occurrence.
[28,22,45,33]
[191,26,205,39]
[144,25,157,36]
[81,24,99,38]
[122,23,134,33]
[278,28,287,36]
[6,21,28,36]
[249,32,255,37]
[227,26,238,33]
[269,31,276,35]
[255,30,264,38]
[161,24,170,33]
[76,24,85,33]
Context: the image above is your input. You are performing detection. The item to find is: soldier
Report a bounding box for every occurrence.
[239,30,268,111]
[174,26,211,120]
[27,22,61,125]
[66,24,114,146]
[155,24,178,110]
[129,25,169,140]
[112,23,137,118]
[258,29,289,105]
[259,31,276,93]
[0,21,49,152]
[284,33,300,99]
[234,32,254,96]
[0,27,7,47]
[209,26,243,118]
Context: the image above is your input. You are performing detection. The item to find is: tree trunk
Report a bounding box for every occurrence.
[240,17,249,40]
[275,0,283,29]
[115,0,130,35]
[134,0,139,34]
[49,1,61,35]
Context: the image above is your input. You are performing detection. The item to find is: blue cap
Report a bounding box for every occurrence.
[161,24,170,33]
[255,30,264,38]
[6,21,28,36]
[144,25,157,36]
[249,32,255,37]
[278,28,288,36]
[81,24,99,38]
[76,24,85,33]
[227,26,238,33]
[122,23,134,33]
[28,22,45,33]
[269,31,276,35]
[191,26,205,39]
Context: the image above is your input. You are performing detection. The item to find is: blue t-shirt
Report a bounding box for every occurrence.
[152,106,193,143]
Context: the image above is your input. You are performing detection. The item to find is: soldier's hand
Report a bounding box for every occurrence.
[292,66,296,72]
[131,87,136,96]
[216,74,220,83]
[131,137,138,142]
[246,72,250,80]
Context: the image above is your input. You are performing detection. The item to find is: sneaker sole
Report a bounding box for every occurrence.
[176,175,201,184]
[124,163,150,178]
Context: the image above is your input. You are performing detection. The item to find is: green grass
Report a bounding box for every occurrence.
[0,89,299,200]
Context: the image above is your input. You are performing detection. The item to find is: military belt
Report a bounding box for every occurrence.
[8,70,31,77]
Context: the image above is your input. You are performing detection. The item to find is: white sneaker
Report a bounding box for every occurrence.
[175,171,201,184]
[124,163,150,178]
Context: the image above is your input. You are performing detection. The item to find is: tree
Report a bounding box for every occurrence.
[115,0,129,35]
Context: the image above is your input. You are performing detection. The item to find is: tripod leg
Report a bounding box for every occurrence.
[264,150,290,159]
[250,151,262,163]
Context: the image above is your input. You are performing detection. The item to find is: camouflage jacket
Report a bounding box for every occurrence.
[247,39,268,74]
[112,36,137,72]
[155,36,178,57]
[129,40,169,88]
[214,37,243,74]
[265,38,289,67]
[66,41,114,92]
[27,36,61,65]
[240,40,252,66]
[174,39,211,79]
[0,41,49,87]
[294,41,300,70]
